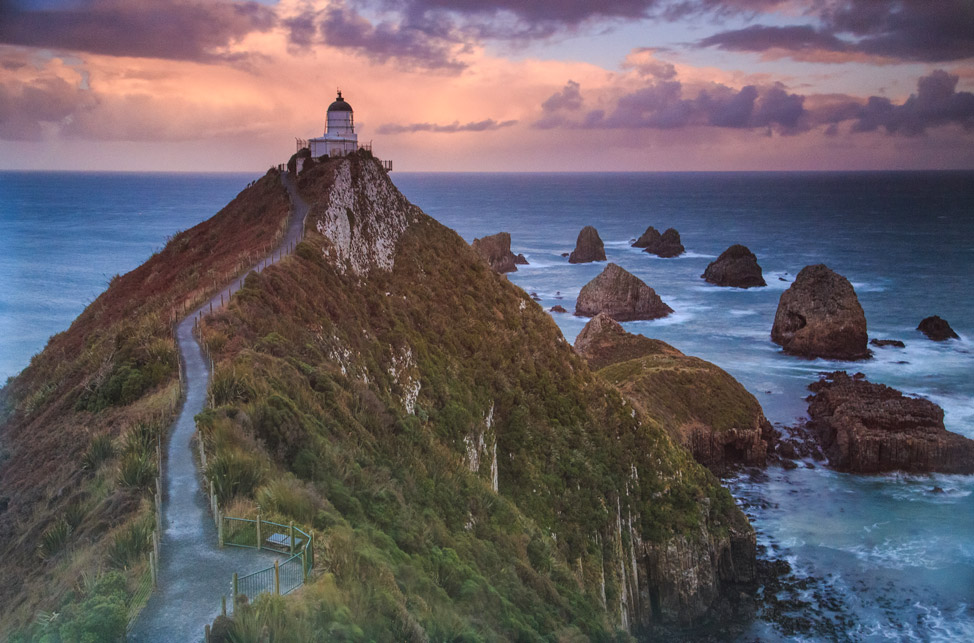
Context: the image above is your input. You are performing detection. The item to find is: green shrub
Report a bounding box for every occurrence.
[81,434,115,471]
[107,517,152,569]
[117,450,157,491]
[255,477,315,523]
[38,519,71,560]
[209,448,266,503]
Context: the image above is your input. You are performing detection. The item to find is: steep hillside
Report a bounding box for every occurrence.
[196,154,756,640]
[0,170,290,636]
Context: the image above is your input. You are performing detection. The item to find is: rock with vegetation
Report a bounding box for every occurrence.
[771,264,869,360]
[576,263,673,321]
[807,372,974,474]
[702,244,766,288]
[576,314,775,473]
[568,225,607,263]
[917,315,959,341]
[471,232,524,274]
[634,227,685,257]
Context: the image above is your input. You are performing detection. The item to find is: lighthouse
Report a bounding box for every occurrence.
[309,90,359,158]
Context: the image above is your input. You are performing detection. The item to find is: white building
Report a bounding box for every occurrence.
[308,90,358,158]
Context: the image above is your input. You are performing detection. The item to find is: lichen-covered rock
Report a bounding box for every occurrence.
[576,314,775,473]
[702,244,766,288]
[807,372,974,474]
[568,225,607,263]
[917,315,959,341]
[771,264,868,360]
[634,226,685,258]
[575,263,673,321]
[471,232,520,273]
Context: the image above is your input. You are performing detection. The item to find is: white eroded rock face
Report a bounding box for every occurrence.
[313,158,421,276]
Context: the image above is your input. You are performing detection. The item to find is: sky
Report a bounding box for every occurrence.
[0,0,973,171]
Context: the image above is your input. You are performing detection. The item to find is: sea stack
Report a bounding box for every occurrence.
[575,263,673,321]
[917,315,959,341]
[702,244,766,288]
[568,226,607,263]
[808,372,974,474]
[771,264,868,360]
[633,226,685,258]
[471,232,524,273]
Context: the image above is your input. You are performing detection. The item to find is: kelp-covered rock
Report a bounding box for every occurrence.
[634,227,685,258]
[576,314,775,473]
[807,372,974,474]
[575,263,673,321]
[771,264,868,360]
[568,225,607,263]
[702,245,766,288]
[471,231,521,273]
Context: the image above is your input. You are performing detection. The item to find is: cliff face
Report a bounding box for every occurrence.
[196,154,755,639]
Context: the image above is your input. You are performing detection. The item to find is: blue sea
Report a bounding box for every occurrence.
[2,170,973,640]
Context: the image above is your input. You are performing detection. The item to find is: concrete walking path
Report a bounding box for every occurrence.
[129,173,310,642]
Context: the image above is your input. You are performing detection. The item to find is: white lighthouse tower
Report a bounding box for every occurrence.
[309,90,359,158]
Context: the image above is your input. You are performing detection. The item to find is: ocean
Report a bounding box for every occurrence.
[2,170,973,640]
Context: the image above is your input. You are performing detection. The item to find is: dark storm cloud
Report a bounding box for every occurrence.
[376,118,517,134]
[571,80,806,132]
[851,70,974,135]
[698,0,974,63]
[0,0,276,62]
[318,4,468,71]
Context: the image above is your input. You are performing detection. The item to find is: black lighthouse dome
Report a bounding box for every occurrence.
[327,90,353,112]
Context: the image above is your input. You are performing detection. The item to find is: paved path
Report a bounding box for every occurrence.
[129,174,310,642]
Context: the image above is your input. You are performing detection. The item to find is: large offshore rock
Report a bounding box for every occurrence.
[807,372,974,474]
[634,226,685,258]
[575,263,673,321]
[917,315,959,341]
[471,231,522,273]
[576,313,775,473]
[702,244,766,288]
[568,225,607,263]
[771,264,868,360]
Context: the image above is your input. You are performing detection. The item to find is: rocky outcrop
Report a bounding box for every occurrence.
[702,245,766,288]
[514,253,528,265]
[771,264,868,360]
[575,263,673,321]
[633,227,685,258]
[550,305,567,313]
[870,339,905,349]
[575,314,775,473]
[807,372,974,474]
[568,226,607,263]
[917,315,959,341]
[471,232,522,273]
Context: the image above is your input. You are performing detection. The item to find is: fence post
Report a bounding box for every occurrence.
[222,594,227,617]
[149,550,157,588]
[302,550,308,583]
[232,572,238,612]
[309,530,314,570]
[218,512,224,548]
[274,559,280,595]
[205,624,210,643]
[256,514,262,550]
[289,521,295,555]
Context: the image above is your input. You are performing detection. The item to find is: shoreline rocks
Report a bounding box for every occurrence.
[633,226,685,257]
[870,339,905,349]
[575,263,673,321]
[471,232,525,273]
[917,315,959,341]
[575,313,776,474]
[568,226,607,263]
[807,371,974,474]
[702,245,766,288]
[771,264,869,360]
